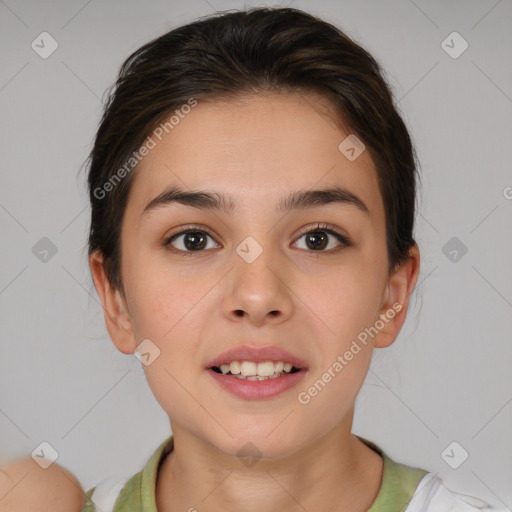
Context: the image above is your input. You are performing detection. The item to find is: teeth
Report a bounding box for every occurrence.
[256,361,275,376]
[229,361,241,374]
[215,360,298,379]
[240,361,257,377]
[235,374,281,381]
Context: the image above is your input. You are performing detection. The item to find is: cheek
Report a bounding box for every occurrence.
[302,265,383,405]
[306,265,383,340]
[128,268,209,419]
[125,258,209,340]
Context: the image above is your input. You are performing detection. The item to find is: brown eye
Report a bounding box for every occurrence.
[163,226,219,255]
[293,223,351,253]
[303,231,329,250]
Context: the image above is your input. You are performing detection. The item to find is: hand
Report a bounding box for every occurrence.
[0,457,85,512]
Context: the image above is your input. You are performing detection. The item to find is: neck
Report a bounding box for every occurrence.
[156,420,383,512]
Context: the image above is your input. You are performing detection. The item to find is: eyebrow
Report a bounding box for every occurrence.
[141,185,370,218]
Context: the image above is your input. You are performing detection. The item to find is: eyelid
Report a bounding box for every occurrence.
[295,222,349,241]
[165,223,215,238]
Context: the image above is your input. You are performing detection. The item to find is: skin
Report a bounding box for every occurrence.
[89,91,420,512]
[0,457,84,511]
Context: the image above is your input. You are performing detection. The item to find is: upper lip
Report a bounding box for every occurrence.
[206,345,309,369]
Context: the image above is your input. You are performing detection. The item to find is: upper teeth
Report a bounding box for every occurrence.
[219,361,294,377]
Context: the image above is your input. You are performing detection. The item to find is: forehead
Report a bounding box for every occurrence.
[125,92,383,222]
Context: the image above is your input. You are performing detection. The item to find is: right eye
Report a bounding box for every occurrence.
[163,226,220,256]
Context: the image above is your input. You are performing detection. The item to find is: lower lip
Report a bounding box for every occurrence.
[206,368,307,400]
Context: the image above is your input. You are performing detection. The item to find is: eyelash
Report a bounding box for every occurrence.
[162,222,352,257]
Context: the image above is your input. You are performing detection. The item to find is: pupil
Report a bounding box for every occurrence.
[185,231,207,250]
[306,232,327,250]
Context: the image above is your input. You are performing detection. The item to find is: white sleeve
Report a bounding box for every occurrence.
[404,472,505,512]
[88,476,131,512]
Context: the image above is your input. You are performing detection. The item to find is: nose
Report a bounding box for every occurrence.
[222,240,293,326]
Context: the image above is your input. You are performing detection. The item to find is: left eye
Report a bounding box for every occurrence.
[292,224,351,252]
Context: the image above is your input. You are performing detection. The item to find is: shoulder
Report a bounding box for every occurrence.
[405,472,500,512]
[83,435,174,511]
[0,456,84,512]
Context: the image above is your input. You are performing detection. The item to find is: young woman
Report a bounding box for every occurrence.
[0,7,498,512]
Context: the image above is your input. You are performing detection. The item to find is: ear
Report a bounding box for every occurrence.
[373,244,420,349]
[89,250,137,355]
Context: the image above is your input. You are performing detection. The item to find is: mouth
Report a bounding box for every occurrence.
[205,345,308,399]
[206,358,307,400]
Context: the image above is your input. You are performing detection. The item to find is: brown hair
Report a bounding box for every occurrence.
[85,7,421,297]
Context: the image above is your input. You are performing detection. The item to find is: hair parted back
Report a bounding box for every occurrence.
[85,6,421,297]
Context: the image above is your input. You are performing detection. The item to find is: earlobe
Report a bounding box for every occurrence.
[373,244,420,349]
[89,250,137,355]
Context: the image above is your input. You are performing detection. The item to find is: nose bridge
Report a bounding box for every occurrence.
[225,231,292,322]
[235,232,279,293]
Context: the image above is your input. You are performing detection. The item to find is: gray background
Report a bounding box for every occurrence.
[1,0,511,508]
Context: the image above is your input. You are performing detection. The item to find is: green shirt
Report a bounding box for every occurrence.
[82,435,428,512]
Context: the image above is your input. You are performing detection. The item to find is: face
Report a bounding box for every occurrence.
[91,92,419,460]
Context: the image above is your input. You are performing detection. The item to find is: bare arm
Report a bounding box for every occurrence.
[0,457,85,512]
